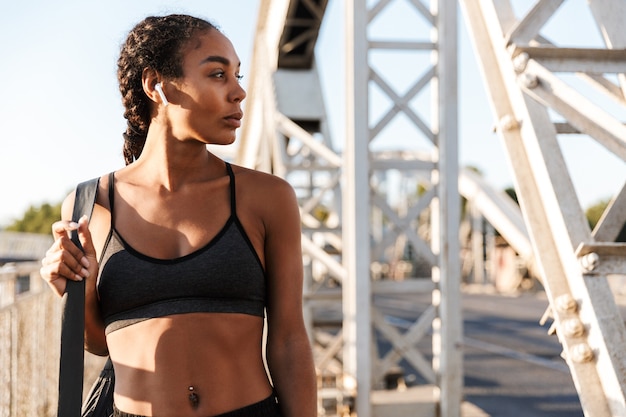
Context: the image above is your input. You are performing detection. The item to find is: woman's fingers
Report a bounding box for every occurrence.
[45,236,89,277]
[39,261,72,297]
[77,215,99,283]
[40,219,94,297]
[40,258,83,283]
[51,219,79,240]
[77,216,96,260]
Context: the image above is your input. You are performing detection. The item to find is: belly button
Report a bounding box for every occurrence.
[188,386,200,409]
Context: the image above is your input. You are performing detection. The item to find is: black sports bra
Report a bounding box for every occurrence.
[97,163,266,335]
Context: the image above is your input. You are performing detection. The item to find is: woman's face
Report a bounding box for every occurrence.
[167,29,246,145]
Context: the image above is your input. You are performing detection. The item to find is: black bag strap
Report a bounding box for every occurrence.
[57,177,100,417]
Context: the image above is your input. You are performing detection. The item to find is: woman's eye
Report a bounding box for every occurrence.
[209,71,243,83]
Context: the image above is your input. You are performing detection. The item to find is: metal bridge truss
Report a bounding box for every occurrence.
[237,0,626,416]
[460,0,626,415]
[239,0,461,415]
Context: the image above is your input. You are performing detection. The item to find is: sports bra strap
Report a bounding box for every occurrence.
[108,172,115,226]
[225,162,236,216]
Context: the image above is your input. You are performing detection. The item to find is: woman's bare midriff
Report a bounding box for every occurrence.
[106,312,272,417]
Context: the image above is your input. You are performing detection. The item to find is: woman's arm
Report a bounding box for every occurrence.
[40,191,108,355]
[263,178,317,417]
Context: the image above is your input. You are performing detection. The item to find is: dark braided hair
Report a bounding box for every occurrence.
[117,14,218,165]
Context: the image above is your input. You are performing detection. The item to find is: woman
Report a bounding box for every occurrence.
[40,14,317,417]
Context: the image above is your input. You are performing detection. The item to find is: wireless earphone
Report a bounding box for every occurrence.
[154,82,169,106]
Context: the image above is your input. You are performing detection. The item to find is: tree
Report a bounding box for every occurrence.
[5,202,62,235]
[585,199,609,230]
[585,198,626,242]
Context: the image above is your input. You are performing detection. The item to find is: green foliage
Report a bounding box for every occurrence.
[502,187,613,226]
[5,202,62,235]
[584,199,626,241]
[585,199,609,230]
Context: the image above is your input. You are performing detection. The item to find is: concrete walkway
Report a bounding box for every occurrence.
[371,385,489,417]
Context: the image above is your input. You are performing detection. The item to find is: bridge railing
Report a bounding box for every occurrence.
[0,262,105,417]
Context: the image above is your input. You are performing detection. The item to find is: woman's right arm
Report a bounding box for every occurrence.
[40,192,108,355]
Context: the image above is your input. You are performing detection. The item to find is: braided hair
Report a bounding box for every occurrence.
[117,14,217,165]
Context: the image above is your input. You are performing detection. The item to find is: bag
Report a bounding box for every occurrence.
[81,358,115,417]
[56,177,115,417]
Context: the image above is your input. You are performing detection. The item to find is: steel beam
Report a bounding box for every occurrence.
[241,1,466,416]
[460,0,626,415]
[344,1,372,415]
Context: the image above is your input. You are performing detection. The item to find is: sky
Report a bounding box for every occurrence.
[0,0,624,227]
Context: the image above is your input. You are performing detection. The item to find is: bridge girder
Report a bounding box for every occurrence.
[239,0,626,416]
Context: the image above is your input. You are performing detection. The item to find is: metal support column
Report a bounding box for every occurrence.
[242,1,462,415]
[459,1,626,415]
[344,2,372,415]
[431,1,462,415]
[344,0,462,415]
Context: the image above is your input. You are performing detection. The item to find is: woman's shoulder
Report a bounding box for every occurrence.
[60,172,116,219]
[230,164,298,218]
[230,163,295,196]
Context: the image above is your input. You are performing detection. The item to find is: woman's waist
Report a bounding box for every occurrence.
[112,374,274,417]
[109,332,272,416]
[106,313,268,392]
[110,348,268,381]
[112,391,279,417]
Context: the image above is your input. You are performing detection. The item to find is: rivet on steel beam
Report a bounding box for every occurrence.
[570,343,594,363]
[498,115,519,131]
[562,318,585,338]
[513,52,529,73]
[555,294,578,314]
[579,252,599,273]
[520,72,539,89]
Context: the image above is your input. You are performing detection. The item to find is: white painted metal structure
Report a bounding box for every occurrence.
[238,0,626,416]
[460,1,626,416]
[238,0,462,416]
[344,0,463,414]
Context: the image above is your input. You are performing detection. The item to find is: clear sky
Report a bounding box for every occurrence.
[1,0,624,226]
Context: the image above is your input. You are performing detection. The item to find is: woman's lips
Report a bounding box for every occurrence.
[224,112,243,128]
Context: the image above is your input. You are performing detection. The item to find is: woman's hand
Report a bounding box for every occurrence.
[40,215,98,297]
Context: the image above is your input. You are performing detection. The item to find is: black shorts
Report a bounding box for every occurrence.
[113,393,282,417]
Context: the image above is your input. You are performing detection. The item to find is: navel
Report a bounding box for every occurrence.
[188,385,200,409]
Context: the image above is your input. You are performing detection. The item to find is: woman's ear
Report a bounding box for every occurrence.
[154,83,169,106]
[142,69,168,106]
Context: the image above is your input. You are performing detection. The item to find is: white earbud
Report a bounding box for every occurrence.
[154,82,169,106]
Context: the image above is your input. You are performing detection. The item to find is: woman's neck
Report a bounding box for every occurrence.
[128,129,222,192]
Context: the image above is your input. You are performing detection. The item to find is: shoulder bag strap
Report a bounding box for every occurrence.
[57,177,100,417]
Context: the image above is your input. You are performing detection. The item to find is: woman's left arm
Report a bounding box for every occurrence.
[263,178,317,417]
